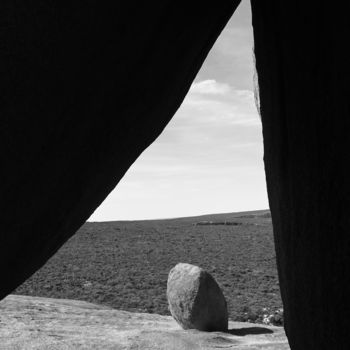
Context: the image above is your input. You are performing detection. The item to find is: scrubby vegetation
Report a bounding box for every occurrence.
[15,210,283,325]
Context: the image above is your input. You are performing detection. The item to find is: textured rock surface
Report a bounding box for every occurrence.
[251,1,350,348]
[1,1,350,348]
[167,263,228,331]
[0,295,290,350]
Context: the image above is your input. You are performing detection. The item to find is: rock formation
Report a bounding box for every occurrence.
[167,263,228,331]
[0,1,240,300]
[1,1,350,349]
[0,295,290,350]
[251,1,350,349]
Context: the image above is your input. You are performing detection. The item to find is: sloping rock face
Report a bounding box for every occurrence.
[2,1,350,349]
[0,1,240,300]
[0,295,290,350]
[167,263,228,331]
[251,1,350,349]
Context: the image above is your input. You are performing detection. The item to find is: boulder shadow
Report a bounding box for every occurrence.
[226,327,274,336]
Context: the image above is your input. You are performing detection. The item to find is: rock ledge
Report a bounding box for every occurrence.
[0,295,290,349]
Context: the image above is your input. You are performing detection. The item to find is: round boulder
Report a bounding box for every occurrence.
[167,263,228,332]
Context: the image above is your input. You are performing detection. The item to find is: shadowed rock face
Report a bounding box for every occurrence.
[0,1,240,299]
[251,1,350,349]
[1,1,350,349]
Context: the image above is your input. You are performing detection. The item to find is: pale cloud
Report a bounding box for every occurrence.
[123,79,262,181]
[236,89,254,100]
[189,79,231,95]
[171,80,260,127]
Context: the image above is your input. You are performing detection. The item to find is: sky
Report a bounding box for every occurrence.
[89,0,269,221]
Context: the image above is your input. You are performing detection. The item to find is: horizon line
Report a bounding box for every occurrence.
[87,207,270,223]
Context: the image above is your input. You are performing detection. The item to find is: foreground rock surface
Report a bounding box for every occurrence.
[167,263,228,331]
[0,295,289,349]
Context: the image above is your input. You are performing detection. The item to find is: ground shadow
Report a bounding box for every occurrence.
[226,327,273,336]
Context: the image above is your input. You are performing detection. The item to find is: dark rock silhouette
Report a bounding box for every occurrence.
[0,0,240,299]
[167,263,228,331]
[251,1,350,349]
[0,1,349,349]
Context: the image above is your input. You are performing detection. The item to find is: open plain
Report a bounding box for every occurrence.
[14,210,282,324]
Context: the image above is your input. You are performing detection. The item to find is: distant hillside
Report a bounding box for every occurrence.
[170,209,271,223]
[14,209,281,324]
[90,209,271,224]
